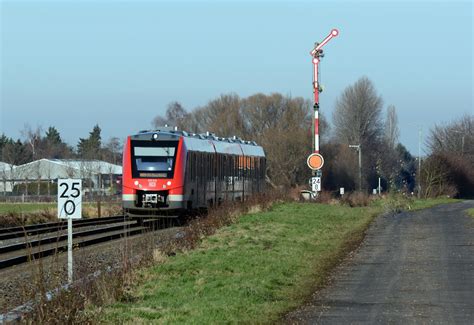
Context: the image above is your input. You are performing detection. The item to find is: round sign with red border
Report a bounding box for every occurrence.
[307,153,324,170]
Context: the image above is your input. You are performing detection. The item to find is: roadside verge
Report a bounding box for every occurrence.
[94,197,457,323]
[98,202,379,323]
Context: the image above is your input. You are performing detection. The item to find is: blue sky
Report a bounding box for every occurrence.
[1,0,472,154]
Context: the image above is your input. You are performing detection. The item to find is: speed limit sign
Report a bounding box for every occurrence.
[311,177,321,192]
[58,179,82,219]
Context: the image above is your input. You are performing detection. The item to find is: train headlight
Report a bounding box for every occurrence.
[152,133,158,140]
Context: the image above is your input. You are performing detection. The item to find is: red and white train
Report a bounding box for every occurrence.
[122,127,266,217]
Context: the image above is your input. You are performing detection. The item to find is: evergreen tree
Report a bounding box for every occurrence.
[43,126,71,159]
[2,139,30,165]
[45,126,62,145]
[78,124,102,159]
[0,134,13,161]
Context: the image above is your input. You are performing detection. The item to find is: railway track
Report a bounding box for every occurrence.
[0,216,168,270]
[0,216,126,241]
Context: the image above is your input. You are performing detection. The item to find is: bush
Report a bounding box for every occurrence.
[341,192,371,207]
[421,153,474,198]
[381,194,414,213]
[315,191,336,204]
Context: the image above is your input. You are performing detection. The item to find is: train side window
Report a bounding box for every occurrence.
[207,153,210,180]
[209,154,212,180]
[220,154,223,180]
[221,154,224,181]
[198,152,202,181]
[231,155,235,181]
[204,153,206,180]
[223,155,227,179]
[187,152,193,180]
[186,152,191,181]
[192,152,197,181]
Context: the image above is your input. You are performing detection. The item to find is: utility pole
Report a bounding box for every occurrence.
[452,130,466,156]
[349,144,362,191]
[408,123,424,198]
[418,127,422,198]
[305,29,339,198]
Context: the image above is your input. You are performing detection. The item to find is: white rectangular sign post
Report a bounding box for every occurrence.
[311,177,321,192]
[57,179,82,284]
[340,187,345,196]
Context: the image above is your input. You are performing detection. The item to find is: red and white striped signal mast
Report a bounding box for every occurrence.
[307,28,339,196]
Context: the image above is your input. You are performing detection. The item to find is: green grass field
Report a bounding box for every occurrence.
[0,202,119,214]
[0,202,56,214]
[0,202,122,228]
[409,197,459,210]
[467,208,474,218]
[98,197,456,324]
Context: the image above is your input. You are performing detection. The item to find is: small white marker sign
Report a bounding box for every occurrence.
[58,179,82,219]
[57,179,81,284]
[311,177,321,192]
[340,187,345,195]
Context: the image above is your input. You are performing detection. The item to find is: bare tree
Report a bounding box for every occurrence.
[147,92,344,188]
[423,114,474,198]
[152,115,168,128]
[104,137,123,165]
[333,77,383,146]
[378,105,402,191]
[152,102,189,130]
[241,93,288,137]
[332,77,384,190]
[191,94,244,137]
[426,114,473,156]
[21,124,43,161]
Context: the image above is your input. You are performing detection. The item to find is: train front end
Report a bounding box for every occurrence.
[122,131,185,217]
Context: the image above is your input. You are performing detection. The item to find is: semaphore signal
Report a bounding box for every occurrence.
[307,28,339,197]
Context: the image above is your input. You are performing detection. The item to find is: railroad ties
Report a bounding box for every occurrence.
[0,216,171,270]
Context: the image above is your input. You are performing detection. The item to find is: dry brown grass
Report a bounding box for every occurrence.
[341,192,372,207]
[0,211,56,228]
[315,191,336,204]
[11,191,287,323]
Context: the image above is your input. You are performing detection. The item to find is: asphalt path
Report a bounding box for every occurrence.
[286,201,474,324]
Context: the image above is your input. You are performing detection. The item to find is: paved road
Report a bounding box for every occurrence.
[286,201,474,324]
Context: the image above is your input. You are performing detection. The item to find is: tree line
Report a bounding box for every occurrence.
[151,77,413,194]
[422,114,473,198]
[152,76,473,198]
[1,76,471,198]
[0,125,123,167]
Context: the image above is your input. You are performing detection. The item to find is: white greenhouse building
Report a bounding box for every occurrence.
[0,159,122,197]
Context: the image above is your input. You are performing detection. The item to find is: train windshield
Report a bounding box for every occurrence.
[131,141,178,178]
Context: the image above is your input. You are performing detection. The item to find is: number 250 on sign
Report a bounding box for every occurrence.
[57,179,82,219]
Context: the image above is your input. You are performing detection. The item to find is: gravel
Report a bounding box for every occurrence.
[0,227,184,314]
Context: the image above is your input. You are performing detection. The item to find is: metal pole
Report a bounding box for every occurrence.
[309,29,339,192]
[418,128,422,198]
[349,144,362,192]
[358,146,362,192]
[378,177,381,195]
[68,218,73,284]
